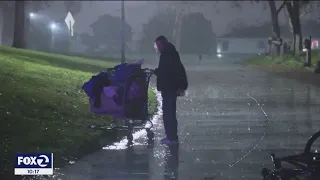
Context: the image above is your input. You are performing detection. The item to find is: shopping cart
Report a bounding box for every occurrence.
[87,66,155,143]
[261,130,320,180]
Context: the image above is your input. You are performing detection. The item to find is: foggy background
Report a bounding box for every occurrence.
[1,1,319,62]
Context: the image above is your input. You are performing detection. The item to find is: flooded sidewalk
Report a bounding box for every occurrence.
[48,61,320,180]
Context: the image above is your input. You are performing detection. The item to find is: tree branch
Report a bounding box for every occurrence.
[300,11,308,17]
[299,0,310,8]
[300,7,312,17]
[285,2,293,17]
[276,0,287,14]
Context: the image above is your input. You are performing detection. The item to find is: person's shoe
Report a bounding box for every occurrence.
[160,138,178,145]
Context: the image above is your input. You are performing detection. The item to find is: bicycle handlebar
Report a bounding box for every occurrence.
[261,131,320,180]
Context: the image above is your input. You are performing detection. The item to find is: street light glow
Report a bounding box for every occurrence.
[29,13,35,18]
[50,23,57,30]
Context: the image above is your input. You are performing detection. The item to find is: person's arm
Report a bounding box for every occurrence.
[154,54,163,77]
[154,68,159,76]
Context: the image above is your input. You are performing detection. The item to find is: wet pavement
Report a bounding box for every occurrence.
[50,57,320,180]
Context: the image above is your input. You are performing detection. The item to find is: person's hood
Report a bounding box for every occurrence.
[163,42,177,53]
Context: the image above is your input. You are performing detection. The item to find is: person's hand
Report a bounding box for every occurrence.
[176,89,185,96]
[154,68,158,76]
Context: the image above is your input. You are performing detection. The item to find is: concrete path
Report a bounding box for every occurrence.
[48,58,320,180]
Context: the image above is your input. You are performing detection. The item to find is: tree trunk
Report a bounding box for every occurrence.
[292,9,302,52]
[284,7,294,52]
[285,1,302,54]
[172,10,182,51]
[268,0,282,55]
[172,3,190,52]
[1,2,14,46]
[0,6,3,45]
[12,1,26,48]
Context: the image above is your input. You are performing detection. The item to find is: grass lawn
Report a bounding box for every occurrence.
[244,50,320,71]
[0,46,156,179]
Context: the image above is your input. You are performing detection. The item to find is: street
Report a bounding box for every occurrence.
[50,56,320,180]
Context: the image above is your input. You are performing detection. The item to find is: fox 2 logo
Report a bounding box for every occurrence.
[15,153,53,168]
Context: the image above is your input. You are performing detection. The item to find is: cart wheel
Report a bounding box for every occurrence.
[127,133,133,142]
[146,128,154,140]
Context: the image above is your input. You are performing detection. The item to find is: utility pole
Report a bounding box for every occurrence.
[120,0,125,64]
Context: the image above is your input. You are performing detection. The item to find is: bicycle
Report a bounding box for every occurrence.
[261,130,320,180]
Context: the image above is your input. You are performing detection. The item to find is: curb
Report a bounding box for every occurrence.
[149,87,159,120]
[44,88,160,180]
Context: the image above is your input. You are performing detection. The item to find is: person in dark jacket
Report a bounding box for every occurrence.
[154,35,188,145]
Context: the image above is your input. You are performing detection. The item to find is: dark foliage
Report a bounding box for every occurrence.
[26,21,51,51]
[222,22,291,38]
[139,10,176,53]
[139,10,216,55]
[80,14,132,55]
[180,12,216,55]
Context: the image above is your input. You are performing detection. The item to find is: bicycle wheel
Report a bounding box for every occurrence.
[304,131,320,153]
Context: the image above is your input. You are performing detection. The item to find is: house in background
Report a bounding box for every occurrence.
[216,37,270,55]
[217,21,320,55]
[216,23,291,55]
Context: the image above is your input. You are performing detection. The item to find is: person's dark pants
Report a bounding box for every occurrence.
[161,91,178,141]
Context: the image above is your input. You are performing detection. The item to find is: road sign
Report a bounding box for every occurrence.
[65,12,75,36]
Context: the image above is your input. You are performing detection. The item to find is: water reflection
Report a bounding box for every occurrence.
[306,85,312,130]
[125,145,135,175]
[163,144,179,180]
[147,135,155,149]
[123,139,154,179]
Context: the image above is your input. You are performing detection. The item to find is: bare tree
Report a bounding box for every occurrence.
[0,1,14,45]
[298,1,320,21]
[229,1,285,55]
[284,1,303,53]
[12,1,51,48]
[157,2,193,51]
[267,0,286,55]
[154,1,210,51]
[284,1,320,53]
[12,1,26,48]
[250,0,286,55]
[172,2,190,51]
